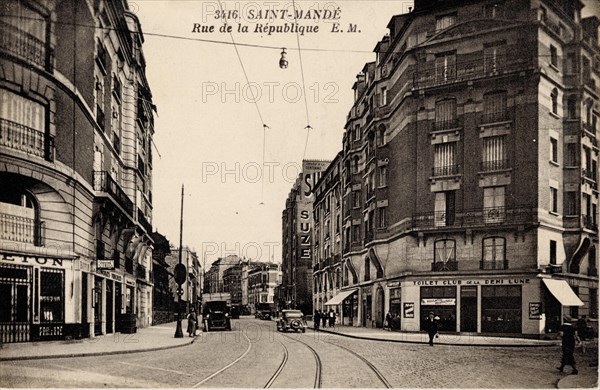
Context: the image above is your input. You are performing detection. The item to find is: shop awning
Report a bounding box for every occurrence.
[325,289,357,306]
[542,279,584,306]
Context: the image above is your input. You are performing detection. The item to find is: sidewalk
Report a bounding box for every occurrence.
[307,321,561,347]
[0,321,195,361]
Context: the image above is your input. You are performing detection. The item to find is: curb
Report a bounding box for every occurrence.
[0,337,196,362]
[310,327,560,348]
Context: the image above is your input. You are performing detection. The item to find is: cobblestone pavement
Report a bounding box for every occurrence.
[0,317,597,388]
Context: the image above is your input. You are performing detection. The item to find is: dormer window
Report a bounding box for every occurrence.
[436,13,456,31]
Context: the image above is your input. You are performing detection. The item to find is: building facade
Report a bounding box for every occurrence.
[312,152,345,319]
[223,263,242,309]
[281,160,330,315]
[0,0,156,342]
[247,263,281,312]
[151,232,173,325]
[165,247,201,313]
[321,0,598,336]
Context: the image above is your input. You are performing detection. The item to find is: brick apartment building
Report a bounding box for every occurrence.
[321,0,598,337]
[0,0,156,342]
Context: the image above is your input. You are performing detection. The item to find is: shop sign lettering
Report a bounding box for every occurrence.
[412,278,530,286]
[97,260,114,269]
[421,298,456,306]
[0,253,64,267]
[39,325,63,336]
[298,208,311,259]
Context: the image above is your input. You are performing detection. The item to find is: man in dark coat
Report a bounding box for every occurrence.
[423,312,439,346]
[314,310,321,331]
[322,310,328,328]
[557,315,580,374]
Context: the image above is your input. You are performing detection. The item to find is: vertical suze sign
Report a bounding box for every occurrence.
[298,160,330,261]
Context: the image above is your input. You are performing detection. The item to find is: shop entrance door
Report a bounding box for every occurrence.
[0,265,32,343]
[376,288,385,328]
[362,295,372,327]
[115,283,122,332]
[106,281,113,334]
[460,286,477,332]
[94,278,102,336]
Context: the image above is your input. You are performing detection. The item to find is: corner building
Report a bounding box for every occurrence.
[0,0,156,342]
[335,0,598,336]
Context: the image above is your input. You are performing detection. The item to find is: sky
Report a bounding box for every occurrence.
[132,0,599,267]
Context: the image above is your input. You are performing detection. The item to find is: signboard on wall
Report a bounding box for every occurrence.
[403,302,414,318]
[97,260,114,269]
[421,298,456,306]
[529,302,542,320]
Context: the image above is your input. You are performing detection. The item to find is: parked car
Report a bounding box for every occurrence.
[277,310,307,333]
[202,301,232,331]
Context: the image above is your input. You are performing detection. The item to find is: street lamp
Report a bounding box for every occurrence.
[173,184,186,338]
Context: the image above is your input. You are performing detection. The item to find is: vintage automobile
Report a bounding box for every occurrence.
[276,310,307,333]
[255,303,274,320]
[202,300,232,331]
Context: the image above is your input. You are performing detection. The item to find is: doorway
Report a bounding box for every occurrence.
[460,286,477,332]
[106,280,113,334]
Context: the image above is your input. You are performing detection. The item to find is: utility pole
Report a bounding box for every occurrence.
[174,184,186,338]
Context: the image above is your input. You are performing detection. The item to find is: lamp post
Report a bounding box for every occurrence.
[174,184,186,338]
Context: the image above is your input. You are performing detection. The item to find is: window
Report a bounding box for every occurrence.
[550,138,558,163]
[483,3,503,18]
[434,239,456,269]
[434,99,457,130]
[565,192,577,215]
[354,125,360,141]
[352,225,360,243]
[381,87,387,106]
[378,207,387,228]
[378,126,386,146]
[436,13,456,31]
[433,143,457,176]
[484,41,505,73]
[364,257,371,281]
[551,88,558,115]
[482,136,506,171]
[582,56,591,84]
[378,166,387,187]
[483,91,507,123]
[0,89,48,158]
[550,186,558,213]
[483,187,505,223]
[435,52,456,82]
[352,190,361,208]
[40,270,64,323]
[550,240,557,265]
[567,95,578,118]
[540,6,547,22]
[550,45,558,68]
[1,0,48,67]
[353,156,359,174]
[434,191,455,227]
[482,237,506,269]
[565,143,577,166]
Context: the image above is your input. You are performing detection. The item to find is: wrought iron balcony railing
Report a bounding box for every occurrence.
[432,164,460,177]
[412,206,533,230]
[481,110,510,124]
[0,20,51,70]
[432,261,458,272]
[480,159,510,172]
[413,57,534,89]
[0,213,44,246]
[431,118,460,132]
[93,171,134,215]
[480,259,509,270]
[0,118,54,160]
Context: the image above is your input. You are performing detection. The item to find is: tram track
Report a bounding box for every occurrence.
[280,332,323,388]
[263,339,289,388]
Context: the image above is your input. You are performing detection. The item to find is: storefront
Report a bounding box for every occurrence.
[0,252,74,342]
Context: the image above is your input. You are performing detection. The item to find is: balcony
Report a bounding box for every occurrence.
[0,213,44,246]
[431,119,460,132]
[412,206,533,230]
[432,164,460,177]
[93,171,134,215]
[480,259,509,270]
[137,208,152,233]
[413,57,534,90]
[481,111,509,124]
[0,118,54,160]
[431,261,458,272]
[0,20,51,70]
[583,215,598,231]
[480,159,510,172]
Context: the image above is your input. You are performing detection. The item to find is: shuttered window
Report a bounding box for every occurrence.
[434,143,456,175]
[0,89,45,132]
[483,92,507,122]
[435,99,457,129]
[436,13,456,30]
[482,136,506,170]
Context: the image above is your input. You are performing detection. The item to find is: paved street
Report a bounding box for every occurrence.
[0,317,596,388]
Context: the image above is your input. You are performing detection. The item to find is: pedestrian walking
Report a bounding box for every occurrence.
[385,312,392,331]
[322,310,328,328]
[187,307,198,337]
[329,309,336,328]
[557,315,580,375]
[423,312,439,346]
[314,310,321,331]
[576,315,588,341]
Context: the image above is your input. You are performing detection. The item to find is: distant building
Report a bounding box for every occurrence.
[223,263,243,309]
[247,263,282,312]
[165,248,201,312]
[281,160,330,315]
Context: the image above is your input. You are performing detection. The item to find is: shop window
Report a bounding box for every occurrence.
[420,286,457,331]
[40,269,64,323]
[481,285,521,333]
